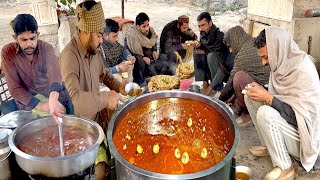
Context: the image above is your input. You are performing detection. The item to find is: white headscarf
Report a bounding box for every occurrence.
[266,26,320,172]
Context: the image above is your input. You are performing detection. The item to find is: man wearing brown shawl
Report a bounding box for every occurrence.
[59,1,125,179]
[125,12,173,85]
[160,15,196,63]
[219,26,270,127]
[244,26,320,179]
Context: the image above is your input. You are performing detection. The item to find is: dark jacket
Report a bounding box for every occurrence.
[160,20,196,58]
[199,25,229,61]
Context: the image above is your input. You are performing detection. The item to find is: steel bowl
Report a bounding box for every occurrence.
[108,90,239,180]
[8,115,104,178]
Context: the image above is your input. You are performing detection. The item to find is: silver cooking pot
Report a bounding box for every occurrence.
[108,91,239,180]
[8,115,104,178]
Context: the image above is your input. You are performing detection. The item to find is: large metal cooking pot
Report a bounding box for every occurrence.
[0,128,13,179]
[8,115,104,178]
[108,91,239,180]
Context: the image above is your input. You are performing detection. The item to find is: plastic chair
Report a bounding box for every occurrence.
[0,74,18,115]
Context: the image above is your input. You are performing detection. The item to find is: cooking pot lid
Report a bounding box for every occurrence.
[0,110,37,129]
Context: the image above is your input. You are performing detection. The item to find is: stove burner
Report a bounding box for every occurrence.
[28,164,94,180]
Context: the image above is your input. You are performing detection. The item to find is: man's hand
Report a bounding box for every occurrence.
[118,61,130,73]
[119,83,127,95]
[193,41,201,48]
[127,55,136,64]
[106,90,124,110]
[245,82,273,105]
[143,57,151,65]
[36,102,50,113]
[49,91,65,125]
[152,51,159,60]
[182,43,191,50]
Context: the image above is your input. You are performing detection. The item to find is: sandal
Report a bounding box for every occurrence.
[249,145,269,157]
[236,113,253,128]
[264,166,295,180]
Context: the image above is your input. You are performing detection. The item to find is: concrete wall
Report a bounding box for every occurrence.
[248,0,320,21]
[245,0,320,72]
[0,0,59,66]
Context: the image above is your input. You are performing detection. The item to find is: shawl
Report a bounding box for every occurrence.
[266,26,320,172]
[125,25,158,56]
[101,40,125,67]
[225,26,270,85]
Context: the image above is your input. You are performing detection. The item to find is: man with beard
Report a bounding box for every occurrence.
[194,12,233,96]
[1,14,73,123]
[244,26,320,179]
[101,18,136,82]
[160,15,197,63]
[59,1,125,179]
[125,12,173,85]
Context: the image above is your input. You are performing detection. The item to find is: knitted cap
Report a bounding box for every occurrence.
[76,1,105,33]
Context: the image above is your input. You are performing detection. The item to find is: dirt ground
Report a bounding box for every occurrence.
[102,1,320,179]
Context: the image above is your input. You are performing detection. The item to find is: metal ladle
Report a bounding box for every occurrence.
[58,117,64,156]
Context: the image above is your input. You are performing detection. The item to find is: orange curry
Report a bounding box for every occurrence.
[113,98,233,174]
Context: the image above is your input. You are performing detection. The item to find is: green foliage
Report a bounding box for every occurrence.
[55,0,77,15]
[190,0,244,13]
[190,0,207,8]
[213,1,244,13]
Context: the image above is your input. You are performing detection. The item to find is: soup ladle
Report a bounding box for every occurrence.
[58,117,64,156]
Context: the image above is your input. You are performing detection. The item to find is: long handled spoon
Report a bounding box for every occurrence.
[58,117,64,156]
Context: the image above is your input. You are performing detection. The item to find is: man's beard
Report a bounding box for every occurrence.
[143,30,149,36]
[200,31,207,36]
[178,29,185,36]
[22,47,36,55]
[88,43,101,55]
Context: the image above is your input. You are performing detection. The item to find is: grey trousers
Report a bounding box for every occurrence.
[194,52,225,90]
[244,96,300,170]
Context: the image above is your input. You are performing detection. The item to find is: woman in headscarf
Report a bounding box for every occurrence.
[219,26,270,127]
[244,26,320,179]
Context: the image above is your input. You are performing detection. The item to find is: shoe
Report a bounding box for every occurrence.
[263,166,295,180]
[249,146,269,157]
[236,113,253,128]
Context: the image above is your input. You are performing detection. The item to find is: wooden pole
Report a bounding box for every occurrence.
[122,0,125,18]
[206,0,211,12]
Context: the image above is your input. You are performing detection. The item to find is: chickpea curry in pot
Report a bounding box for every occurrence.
[113,98,233,174]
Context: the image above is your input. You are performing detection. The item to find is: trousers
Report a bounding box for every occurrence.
[244,96,300,169]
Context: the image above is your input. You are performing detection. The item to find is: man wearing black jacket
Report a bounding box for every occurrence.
[193,12,234,95]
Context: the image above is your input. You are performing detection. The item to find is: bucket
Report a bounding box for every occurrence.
[0,129,12,180]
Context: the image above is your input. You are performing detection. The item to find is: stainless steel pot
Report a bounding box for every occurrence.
[8,115,104,178]
[108,91,239,180]
[0,128,13,180]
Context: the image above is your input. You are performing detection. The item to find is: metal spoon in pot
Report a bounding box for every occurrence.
[58,117,64,156]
